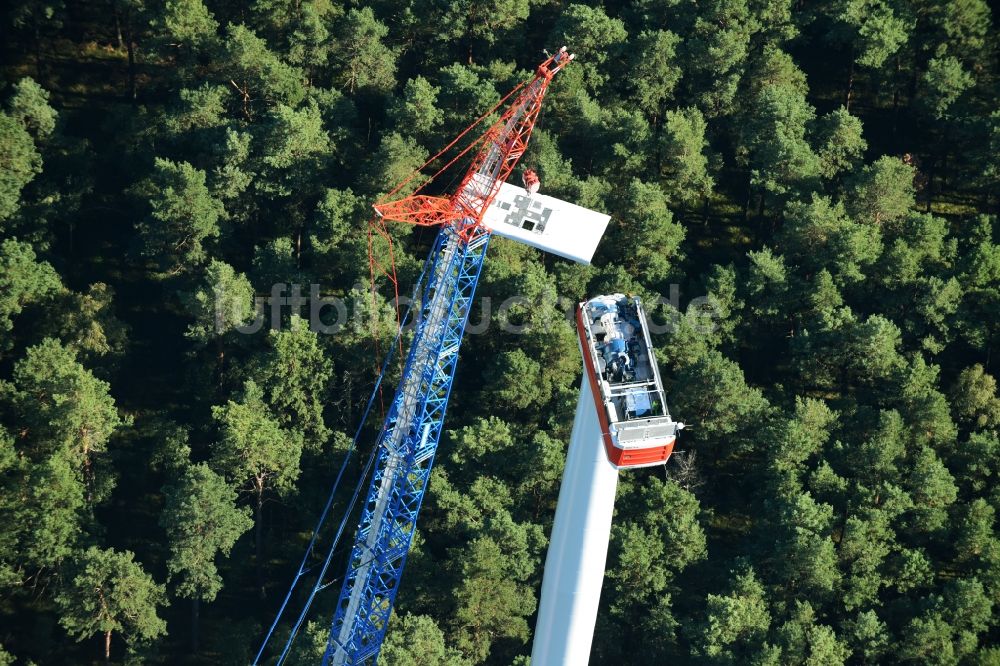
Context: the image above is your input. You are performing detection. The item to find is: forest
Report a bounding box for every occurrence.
[1,0,1000,663]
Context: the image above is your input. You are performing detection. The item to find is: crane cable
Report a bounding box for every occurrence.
[377,78,528,204]
[253,247,435,665]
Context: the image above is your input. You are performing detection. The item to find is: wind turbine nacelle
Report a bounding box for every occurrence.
[577,294,681,468]
[481,181,609,265]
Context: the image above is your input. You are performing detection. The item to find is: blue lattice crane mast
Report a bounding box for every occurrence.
[322,48,577,665]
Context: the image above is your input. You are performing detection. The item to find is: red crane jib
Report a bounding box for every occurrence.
[373,48,572,241]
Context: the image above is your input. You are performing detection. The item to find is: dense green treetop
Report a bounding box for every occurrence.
[56,546,167,659]
[1,1,999,663]
[161,463,253,602]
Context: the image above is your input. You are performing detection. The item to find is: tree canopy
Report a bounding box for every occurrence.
[0,1,999,663]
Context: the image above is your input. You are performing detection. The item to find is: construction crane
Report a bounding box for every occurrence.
[255,47,613,666]
[321,46,576,666]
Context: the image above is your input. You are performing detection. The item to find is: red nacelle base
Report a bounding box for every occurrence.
[576,306,676,470]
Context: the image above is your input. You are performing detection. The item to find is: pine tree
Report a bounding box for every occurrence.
[330,8,396,95]
[660,107,714,205]
[253,316,333,453]
[380,613,471,666]
[0,110,42,221]
[0,238,61,344]
[697,567,772,662]
[161,463,252,650]
[846,156,916,226]
[135,158,225,275]
[211,380,303,577]
[5,338,126,499]
[628,30,682,120]
[56,546,167,660]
